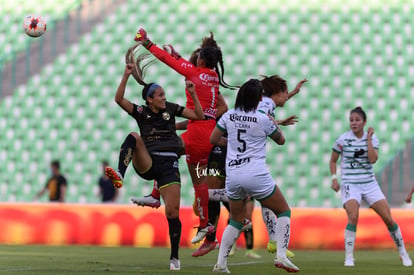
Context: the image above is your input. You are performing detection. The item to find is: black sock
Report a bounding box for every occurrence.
[117,134,137,177]
[244,228,254,250]
[206,200,220,242]
[167,217,181,260]
[222,201,230,212]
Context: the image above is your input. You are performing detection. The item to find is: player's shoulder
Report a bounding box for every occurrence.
[338,130,353,140]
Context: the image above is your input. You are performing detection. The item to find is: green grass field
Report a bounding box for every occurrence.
[0,245,411,274]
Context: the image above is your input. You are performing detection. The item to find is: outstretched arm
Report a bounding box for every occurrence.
[276,115,299,126]
[287,78,307,100]
[146,43,195,79]
[114,64,135,114]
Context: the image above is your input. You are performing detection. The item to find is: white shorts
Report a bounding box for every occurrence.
[225,170,276,201]
[341,181,386,207]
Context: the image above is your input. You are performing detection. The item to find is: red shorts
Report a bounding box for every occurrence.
[181,120,215,165]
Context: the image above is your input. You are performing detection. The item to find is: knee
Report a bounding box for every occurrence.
[165,204,180,219]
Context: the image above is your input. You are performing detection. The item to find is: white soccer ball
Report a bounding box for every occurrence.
[23,15,47,38]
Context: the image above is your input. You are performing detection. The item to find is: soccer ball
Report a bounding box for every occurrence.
[23,15,47,38]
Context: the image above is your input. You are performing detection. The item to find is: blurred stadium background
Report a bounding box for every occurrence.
[1,0,414,208]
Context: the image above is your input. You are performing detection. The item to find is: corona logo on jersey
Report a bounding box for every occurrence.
[199,73,219,82]
[229,114,258,123]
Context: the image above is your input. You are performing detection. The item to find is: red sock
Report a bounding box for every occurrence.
[151,180,160,200]
[194,183,209,228]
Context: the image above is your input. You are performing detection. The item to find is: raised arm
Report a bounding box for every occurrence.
[329,151,340,192]
[135,28,196,79]
[366,127,378,164]
[181,81,204,120]
[114,64,135,114]
[287,78,307,100]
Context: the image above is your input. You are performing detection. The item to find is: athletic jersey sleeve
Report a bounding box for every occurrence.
[371,134,380,150]
[216,111,228,132]
[130,103,144,120]
[166,102,184,117]
[262,114,278,136]
[147,44,195,79]
[333,134,344,154]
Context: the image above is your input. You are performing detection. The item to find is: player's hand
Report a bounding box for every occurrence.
[331,179,340,192]
[124,63,135,76]
[293,78,308,93]
[367,127,374,139]
[134,28,148,42]
[405,194,412,203]
[278,115,299,126]
[185,80,196,93]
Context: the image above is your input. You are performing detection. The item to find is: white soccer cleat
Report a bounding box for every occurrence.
[191,223,215,244]
[169,258,181,270]
[213,263,231,273]
[274,256,300,273]
[344,257,355,267]
[131,195,161,208]
[400,252,413,267]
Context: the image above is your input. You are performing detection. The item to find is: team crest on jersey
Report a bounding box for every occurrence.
[162,112,170,121]
[136,106,143,113]
[172,161,179,168]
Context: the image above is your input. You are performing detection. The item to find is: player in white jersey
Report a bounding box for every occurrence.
[329,106,412,267]
[210,79,299,273]
[257,75,306,255]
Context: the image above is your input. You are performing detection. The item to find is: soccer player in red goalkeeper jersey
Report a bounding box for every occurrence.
[132,28,235,243]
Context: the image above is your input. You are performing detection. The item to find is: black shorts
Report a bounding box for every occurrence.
[207,145,226,178]
[134,154,181,189]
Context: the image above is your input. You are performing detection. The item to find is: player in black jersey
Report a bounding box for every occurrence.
[105,44,204,271]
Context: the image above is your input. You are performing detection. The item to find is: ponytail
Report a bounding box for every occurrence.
[125,42,155,87]
[125,42,158,104]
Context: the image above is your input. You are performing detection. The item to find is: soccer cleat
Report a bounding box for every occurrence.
[245,250,262,259]
[241,218,252,232]
[131,195,161,208]
[344,257,355,267]
[192,239,218,257]
[400,252,413,267]
[267,240,295,258]
[105,167,123,188]
[191,223,215,244]
[213,264,231,273]
[228,243,236,256]
[274,256,300,273]
[169,258,181,270]
[134,28,148,42]
[162,44,181,59]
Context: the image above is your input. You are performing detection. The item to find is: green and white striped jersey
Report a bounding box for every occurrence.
[332,131,379,184]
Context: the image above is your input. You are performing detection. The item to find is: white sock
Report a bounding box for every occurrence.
[217,221,242,267]
[389,225,407,255]
[262,207,277,242]
[275,216,290,258]
[344,229,356,259]
[208,189,229,202]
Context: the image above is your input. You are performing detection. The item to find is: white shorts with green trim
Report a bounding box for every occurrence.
[341,180,385,207]
[225,170,276,201]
